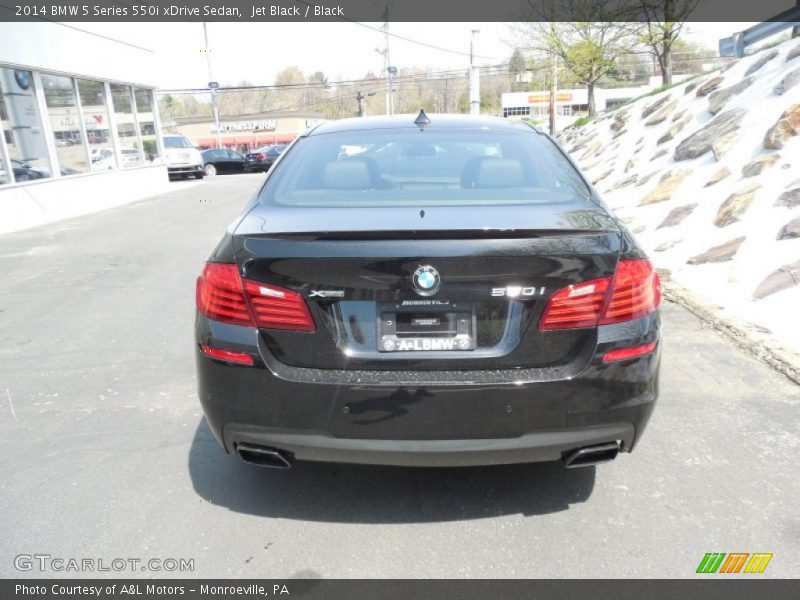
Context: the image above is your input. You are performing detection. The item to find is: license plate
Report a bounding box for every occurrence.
[378,303,475,352]
[380,336,473,352]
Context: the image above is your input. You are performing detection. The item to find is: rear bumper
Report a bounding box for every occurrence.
[168,165,202,175]
[196,315,660,467]
[223,421,641,467]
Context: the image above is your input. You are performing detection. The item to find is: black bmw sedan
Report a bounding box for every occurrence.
[195,113,661,470]
[244,144,287,172]
[200,148,245,176]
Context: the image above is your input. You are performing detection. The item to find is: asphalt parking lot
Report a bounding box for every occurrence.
[0,173,798,578]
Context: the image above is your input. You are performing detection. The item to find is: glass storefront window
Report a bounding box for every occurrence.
[77,79,117,172]
[0,93,9,185]
[0,67,52,181]
[41,74,88,175]
[110,84,143,168]
[134,88,159,164]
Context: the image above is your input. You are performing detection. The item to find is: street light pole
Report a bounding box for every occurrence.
[203,22,222,149]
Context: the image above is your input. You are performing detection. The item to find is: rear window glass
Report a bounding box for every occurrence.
[261,128,590,208]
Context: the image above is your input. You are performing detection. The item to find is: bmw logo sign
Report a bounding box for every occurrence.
[412,265,441,296]
[14,70,32,91]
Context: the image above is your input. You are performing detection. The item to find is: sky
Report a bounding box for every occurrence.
[76,21,758,90]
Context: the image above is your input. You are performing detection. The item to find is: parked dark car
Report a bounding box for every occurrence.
[195,113,661,471]
[201,148,246,176]
[244,144,287,172]
[10,159,77,180]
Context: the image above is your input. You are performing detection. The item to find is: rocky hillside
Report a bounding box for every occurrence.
[559,38,800,356]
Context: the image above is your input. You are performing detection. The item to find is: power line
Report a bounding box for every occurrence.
[158,64,516,95]
[290,0,498,61]
[0,4,155,53]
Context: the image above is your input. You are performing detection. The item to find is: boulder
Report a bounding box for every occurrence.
[714,184,761,227]
[641,168,692,205]
[580,157,602,172]
[642,94,672,119]
[763,106,800,149]
[744,50,778,76]
[636,171,658,187]
[741,153,780,177]
[696,76,724,97]
[612,127,627,140]
[685,81,700,94]
[753,260,800,299]
[657,203,697,229]
[672,108,688,122]
[704,167,731,187]
[777,216,800,240]
[592,168,614,185]
[775,188,800,208]
[675,108,746,161]
[687,237,746,264]
[609,174,638,190]
[610,112,627,132]
[658,116,691,144]
[579,138,601,161]
[774,66,800,96]
[645,99,679,126]
[787,43,800,63]
[712,131,740,161]
[708,76,755,115]
[655,240,682,252]
[651,148,669,160]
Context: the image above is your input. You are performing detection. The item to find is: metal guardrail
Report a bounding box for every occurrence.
[719,3,800,57]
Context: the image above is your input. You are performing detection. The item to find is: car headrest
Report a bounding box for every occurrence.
[474,158,524,189]
[323,160,373,190]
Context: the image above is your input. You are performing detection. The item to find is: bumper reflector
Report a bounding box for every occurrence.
[200,344,254,366]
[602,341,658,363]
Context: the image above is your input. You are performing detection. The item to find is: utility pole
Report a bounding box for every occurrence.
[356,90,375,117]
[469,29,480,115]
[202,22,222,149]
[380,7,395,115]
[549,53,558,135]
[357,91,367,117]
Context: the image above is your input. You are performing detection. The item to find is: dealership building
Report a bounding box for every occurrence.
[0,22,169,234]
[501,76,693,131]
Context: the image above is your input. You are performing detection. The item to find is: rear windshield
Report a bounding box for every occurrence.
[261,128,590,208]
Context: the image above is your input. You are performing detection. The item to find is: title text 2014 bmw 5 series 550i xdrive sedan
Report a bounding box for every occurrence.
[195,112,661,470]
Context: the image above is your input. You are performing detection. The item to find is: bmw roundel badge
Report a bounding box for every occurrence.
[412,265,441,296]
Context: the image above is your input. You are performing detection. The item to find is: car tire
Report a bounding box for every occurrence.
[195,171,204,180]
[204,164,217,177]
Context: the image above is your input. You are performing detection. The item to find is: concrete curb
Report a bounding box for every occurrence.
[659,272,800,386]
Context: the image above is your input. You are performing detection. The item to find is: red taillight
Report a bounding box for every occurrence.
[196,263,254,327]
[598,259,661,326]
[256,153,266,159]
[196,263,316,332]
[200,344,254,366]
[539,259,660,330]
[243,280,316,332]
[539,277,610,330]
[602,342,658,363]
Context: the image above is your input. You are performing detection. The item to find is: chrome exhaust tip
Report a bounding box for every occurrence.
[563,441,621,468]
[236,443,293,469]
